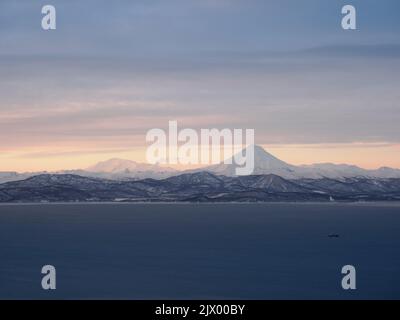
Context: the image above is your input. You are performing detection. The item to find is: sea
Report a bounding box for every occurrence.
[0,202,399,299]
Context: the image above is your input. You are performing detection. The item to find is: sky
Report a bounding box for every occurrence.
[0,0,400,172]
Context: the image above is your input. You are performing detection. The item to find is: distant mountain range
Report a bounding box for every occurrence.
[1,145,400,202]
[1,145,400,184]
[1,172,399,203]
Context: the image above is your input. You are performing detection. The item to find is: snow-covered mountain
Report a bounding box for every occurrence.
[86,158,175,173]
[201,145,400,179]
[370,167,400,179]
[202,145,300,179]
[0,171,44,184]
[1,145,400,183]
[84,158,177,180]
[298,163,400,179]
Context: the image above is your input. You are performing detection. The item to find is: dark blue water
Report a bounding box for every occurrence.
[0,203,399,299]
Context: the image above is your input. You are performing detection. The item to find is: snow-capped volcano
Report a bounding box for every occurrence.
[202,145,299,178]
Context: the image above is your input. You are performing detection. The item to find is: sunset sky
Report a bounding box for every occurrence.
[1,0,400,172]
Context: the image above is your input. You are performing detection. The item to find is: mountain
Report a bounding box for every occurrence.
[370,167,400,179]
[85,158,177,179]
[202,145,300,178]
[86,158,173,173]
[299,163,370,179]
[202,145,400,179]
[0,171,44,184]
[299,163,400,179]
[1,172,399,203]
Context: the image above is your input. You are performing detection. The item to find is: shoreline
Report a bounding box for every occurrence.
[1,201,400,207]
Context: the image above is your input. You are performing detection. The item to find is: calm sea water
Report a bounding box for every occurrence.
[0,203,399,299]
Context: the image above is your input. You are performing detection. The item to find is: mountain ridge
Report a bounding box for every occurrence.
[1,172,399,203]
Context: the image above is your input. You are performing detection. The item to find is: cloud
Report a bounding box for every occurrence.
[1,46,400,148]
[0,1,400,171]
